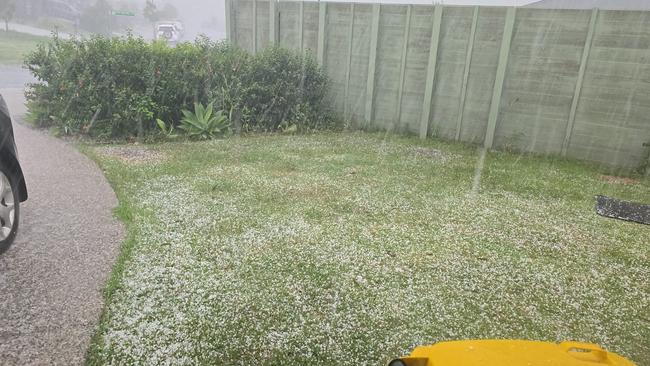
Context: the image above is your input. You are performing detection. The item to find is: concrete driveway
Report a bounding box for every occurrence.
[0,69,124,365]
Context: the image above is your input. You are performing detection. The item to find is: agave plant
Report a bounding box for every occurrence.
[180,102,231,140]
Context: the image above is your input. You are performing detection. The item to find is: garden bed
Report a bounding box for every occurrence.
[85,133,650,365]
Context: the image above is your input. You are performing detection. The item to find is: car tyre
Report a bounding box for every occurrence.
[0,163,20,255]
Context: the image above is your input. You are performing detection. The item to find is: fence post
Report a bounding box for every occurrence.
[299,1,305,52]
[455,6,479,141]
[563,8,599,156]
[344,4,355,121]
[225,0,233,43]
[269,0,279,46]
[364,4,381,127]
[419,5,443,139]
[252,0,258,53]
[484,6,516,149]
[396,5,412,126]
[317,2,327,67]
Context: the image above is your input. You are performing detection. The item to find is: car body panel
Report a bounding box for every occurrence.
[0,95,28,202]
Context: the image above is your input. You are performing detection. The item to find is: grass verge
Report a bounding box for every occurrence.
[0,30,48,65]
[83,133,649,365]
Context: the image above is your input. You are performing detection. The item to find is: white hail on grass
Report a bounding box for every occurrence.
[95,135,650,365]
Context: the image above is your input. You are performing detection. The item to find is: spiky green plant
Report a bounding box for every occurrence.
[179,102,231,140]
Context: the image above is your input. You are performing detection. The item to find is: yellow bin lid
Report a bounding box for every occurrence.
[390,340,637,366]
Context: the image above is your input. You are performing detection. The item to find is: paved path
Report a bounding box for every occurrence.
[0,76,124,365]
[0,66,35,89]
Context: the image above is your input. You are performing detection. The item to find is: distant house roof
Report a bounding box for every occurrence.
[526,0,650,10]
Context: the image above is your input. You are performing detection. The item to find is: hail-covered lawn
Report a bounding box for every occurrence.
[86,133,650,365]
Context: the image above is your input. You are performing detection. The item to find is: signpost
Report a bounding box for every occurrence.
[109,10,136,36]
[111,10,136,17]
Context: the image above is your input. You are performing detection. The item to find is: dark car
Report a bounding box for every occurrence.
[0,95,28,254]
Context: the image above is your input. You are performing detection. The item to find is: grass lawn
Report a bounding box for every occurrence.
[84,133,649,365]
[0,30,48,65]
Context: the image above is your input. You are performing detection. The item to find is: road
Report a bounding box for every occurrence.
[5,22,72,39]
[0,67,124,365]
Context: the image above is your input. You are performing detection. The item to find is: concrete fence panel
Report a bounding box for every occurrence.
[227,0,650,170]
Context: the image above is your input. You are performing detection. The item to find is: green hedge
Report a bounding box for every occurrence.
[25,34,334,138]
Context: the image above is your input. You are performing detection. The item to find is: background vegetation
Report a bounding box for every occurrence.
[25,35,334,139]
[0,0,15,32]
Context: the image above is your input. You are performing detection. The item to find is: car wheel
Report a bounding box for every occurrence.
[0,165,20,254]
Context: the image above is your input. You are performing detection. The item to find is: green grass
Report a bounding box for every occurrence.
[0,30,48,65]
[84,133,650,365]
[32,17,77,34]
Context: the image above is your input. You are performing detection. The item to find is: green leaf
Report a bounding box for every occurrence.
[195,102,204,119]
[156,118,167,132]
[204,102,214,122]
[181,109,194,120]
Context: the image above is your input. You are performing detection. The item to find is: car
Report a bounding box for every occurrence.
[0,94,28,254]
[154,21,184,45]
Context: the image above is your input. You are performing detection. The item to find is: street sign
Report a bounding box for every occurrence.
[111,10,136,17]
